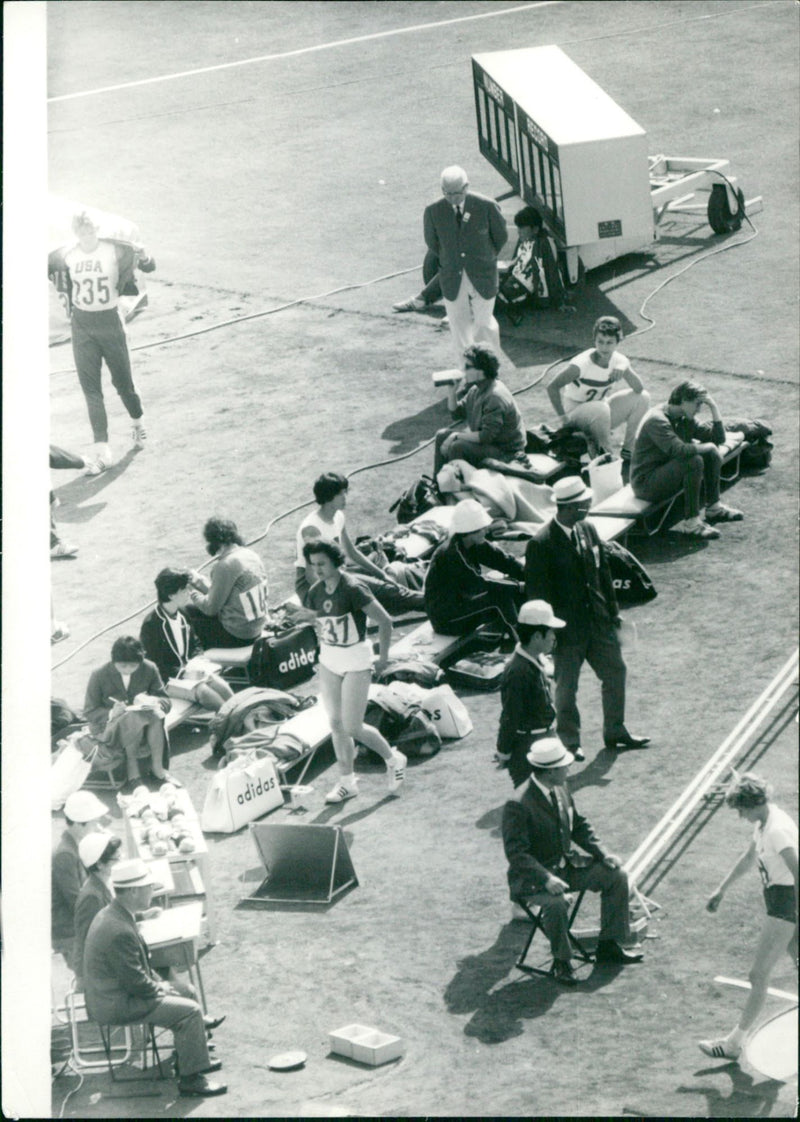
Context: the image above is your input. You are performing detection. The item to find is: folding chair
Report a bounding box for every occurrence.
[97,1020,167,1083]
[513,889,594,978]
[65,988,132,1071]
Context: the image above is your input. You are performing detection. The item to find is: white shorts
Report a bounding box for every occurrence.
[318,640,374,676]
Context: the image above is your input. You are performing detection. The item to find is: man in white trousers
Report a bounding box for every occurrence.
[423,166,507,365]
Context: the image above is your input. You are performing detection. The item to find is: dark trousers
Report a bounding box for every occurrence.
[142,995,210,1078]
[526,861,632,961]
[433,428,512,476]
[632,450,721,519]
[72,308,143,443]
[295,567,424,617]
[431,580,521,637]
[183,605,251,649]
[553,622,626,748]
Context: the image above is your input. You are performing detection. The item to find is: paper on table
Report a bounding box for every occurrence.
[138,900,203,946]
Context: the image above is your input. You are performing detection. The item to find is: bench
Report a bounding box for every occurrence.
[388,619,475,665]
[483,453,566,484]
[589,432,746,536]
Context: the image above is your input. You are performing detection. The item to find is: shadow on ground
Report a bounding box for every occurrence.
[444,922,620,1044]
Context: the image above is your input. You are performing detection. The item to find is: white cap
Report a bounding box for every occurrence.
[526,737,575,768]
[517,600,565,629]
[451,499,492,535]
[551,476,593,504]
[63,790,108,823]
[111,858,159,889]
[78,831,118,869]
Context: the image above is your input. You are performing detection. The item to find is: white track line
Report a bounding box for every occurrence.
[48,2,561,103]
[714,976,798,1003]
[626,648,799,886]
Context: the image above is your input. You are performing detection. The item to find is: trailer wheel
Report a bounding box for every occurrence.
[708,182,745,234]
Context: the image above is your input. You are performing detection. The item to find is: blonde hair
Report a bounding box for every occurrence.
[725,771,771,809]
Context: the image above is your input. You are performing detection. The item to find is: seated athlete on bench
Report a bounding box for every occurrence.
[183,517,269,649]
[294,472,424,616]
[433,343,527,477]
[630,380,743,540]
[423,499,524,638]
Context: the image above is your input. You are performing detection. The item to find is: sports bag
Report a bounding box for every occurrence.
[389,475,441,524]
[603,541,658,607]
[51,731,98,811]
[725,418,773,471]
[200,748,283,833]
[364,685,442,758]
[248,624,319,689]
[380,680,473,740]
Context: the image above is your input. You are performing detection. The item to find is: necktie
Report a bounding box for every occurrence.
[455,205,462,225]
[550,789,571,854]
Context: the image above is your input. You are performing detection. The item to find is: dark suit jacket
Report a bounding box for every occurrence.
[524,518,619,644]
[140,606,203,683]
[83,898,162,1024]
[84,659,171,738]
[51,830,85,941]
[73,873,114,982]
[502,779,607,900]
[423,192,507,300]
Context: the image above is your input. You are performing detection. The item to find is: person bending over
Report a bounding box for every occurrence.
[496,600,565,787]
[424,499,524,638]
[547,316,649,482]
[294,473,424,616]
[502,737,644,986]
[630,380,743,540]
[184,517,269,649]
[433,343,527,476]
[699,773,798,1061]
[140,568,234,711]
[289,541,406,805]
[84,635,175,790]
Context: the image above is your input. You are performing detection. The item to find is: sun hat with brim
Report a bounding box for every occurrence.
[110,858,159,890]
[63,790,108,823]
[78,831,121,870]
[518,600,566,628]
[551,476,593,504]
[526,737,575,768]
[451,498,493,535]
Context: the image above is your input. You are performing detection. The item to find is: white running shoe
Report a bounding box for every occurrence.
[385,749,407,794]
[132,422,147,448]
[324,778,359,804]
[698,1036,741,1060]
[83,443,113,476]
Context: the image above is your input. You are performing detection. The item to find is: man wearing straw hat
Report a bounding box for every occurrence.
[83,858,227,1097]
[524,476,650,757]
[502,737,644,985]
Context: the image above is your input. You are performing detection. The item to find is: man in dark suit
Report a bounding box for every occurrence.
[83,858,227,1097]
[423,165,507,363]
[502,737,643,984]
[524,476,650,757]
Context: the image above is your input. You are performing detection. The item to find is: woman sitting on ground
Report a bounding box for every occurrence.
[140,568,234,711]
[287,540,406,805]
[84,635,176,790]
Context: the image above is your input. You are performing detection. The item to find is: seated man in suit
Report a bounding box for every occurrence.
[83,858,227,1097]
[524,476,649,758]
[502,737,644,985]
[433,343,527,476]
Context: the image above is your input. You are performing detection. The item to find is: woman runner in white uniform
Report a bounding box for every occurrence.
[699,773,798,1060]
[292,540,406,804]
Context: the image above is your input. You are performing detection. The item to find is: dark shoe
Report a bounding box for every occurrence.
[203,1014,226,1031]
[595,939,643,965]
[570,746,586,762]
[604,732,651,751]
[551,959,577,987]
[178,1074,228,1097]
